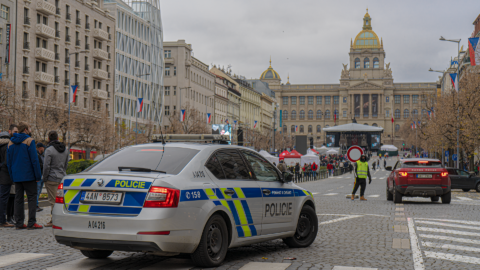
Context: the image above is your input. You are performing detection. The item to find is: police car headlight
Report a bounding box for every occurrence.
[144,187,180,208]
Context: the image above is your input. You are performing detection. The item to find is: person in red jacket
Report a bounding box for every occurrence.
[311,162,318,179]
[327,163,333,176]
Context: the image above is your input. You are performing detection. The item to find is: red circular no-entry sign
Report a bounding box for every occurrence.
[347,146,364,162]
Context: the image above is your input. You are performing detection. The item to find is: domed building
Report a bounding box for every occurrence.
[260,10,437,149]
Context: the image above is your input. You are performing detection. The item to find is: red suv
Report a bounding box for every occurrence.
[386,159,450,204]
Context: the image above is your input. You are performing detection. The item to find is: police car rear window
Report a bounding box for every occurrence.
[85,146,200,175]
[401,161,442,168]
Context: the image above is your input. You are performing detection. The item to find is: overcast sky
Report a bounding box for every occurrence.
[161,0,479,84]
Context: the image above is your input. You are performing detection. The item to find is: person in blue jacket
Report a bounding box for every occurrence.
[7,122,43,230]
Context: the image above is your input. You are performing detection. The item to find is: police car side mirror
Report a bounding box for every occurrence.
[283,172,293,183]
[386,166,392,171]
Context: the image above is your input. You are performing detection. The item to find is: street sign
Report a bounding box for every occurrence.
[445,151,449,163]
[452,154,457,161]
[346,145,363,162]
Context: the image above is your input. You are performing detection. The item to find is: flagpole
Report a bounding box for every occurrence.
[68,60,71,152]
[135,101,138,145]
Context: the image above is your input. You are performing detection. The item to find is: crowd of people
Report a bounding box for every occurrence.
[0,122,69,230]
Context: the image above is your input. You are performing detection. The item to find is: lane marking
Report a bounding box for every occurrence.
[416,227,480,237]
[312,192,319,195]
[456,196,473,201]
[423,251,480,265]
[332,267,378,270]
[415,220,480,231]
[415,218,480,226]
[0,253,52,268]
[422,241,480,253]
[367,195,380,198]
[407,217,425,270]
[239,262,292,270]
[323,193,339,196]
[46,257,128,270]
[319,215,362,225]
[418,234,480,245]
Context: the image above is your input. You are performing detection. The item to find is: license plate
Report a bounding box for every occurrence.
[87,220,106,230]
[417,174,432,179]
[81,191,123,204]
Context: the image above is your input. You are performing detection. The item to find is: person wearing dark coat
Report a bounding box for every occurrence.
[0,125,17,227]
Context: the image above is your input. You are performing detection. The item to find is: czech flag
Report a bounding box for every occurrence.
[450,73,458,92]
[70,85,78,103]
[253,121,257,129]
[427,111,431,120]
[206,113,211,124]
[295,125,298,132]
[391,116,394,123]
[180,109,186,122]
[334,110,337,122]
[417,121,420,128]
[468,37,480,66]
[411,123,413,130]
[414,122,417,129]
[137,98,144,112]
[431,107,435,118]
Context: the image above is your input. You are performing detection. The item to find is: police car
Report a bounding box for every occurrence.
[52,135,318,267]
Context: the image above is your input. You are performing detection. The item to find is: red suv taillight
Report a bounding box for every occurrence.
[399,172,408,177]
[441,172,448,177]
[143,187,180,208]
[55,183,64,204]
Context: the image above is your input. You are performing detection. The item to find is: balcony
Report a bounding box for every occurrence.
[23,66,30,74]
[75,39,81,47]
[64,79,70,86]
[55,53,60,61]
[93,48,108,60]
[36,24,55,39]
[92,89,108,100]
[65,35,71,43]
[34,72,55,85]
[36,1,56,16]
[75,61,80,68]
[54,76,60,83]
[76,18,81,26]
[23,42,30,50]
[93,69,108,80]
[24,17,31,26]
[56,7,60,16]
[65,57,70,65]
[35,48,55,62]
[66,13,71,21]
[85,23,90,30]
[93,28,108,41]
[164,57,174,64]
[55,30,60,38]
[85,44,90,50]
[85,64,90,71]
[84,85,89,92]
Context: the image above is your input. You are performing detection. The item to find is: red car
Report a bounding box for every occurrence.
[386,159,450,204]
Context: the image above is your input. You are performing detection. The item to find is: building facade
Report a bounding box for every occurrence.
[265,11,436,148]
[0,0,15,86]
[163,40,215,130]
[15,0,115,118]
[213,75,228,124]
[104,0,164,132]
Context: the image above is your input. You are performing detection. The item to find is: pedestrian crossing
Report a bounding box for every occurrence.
[413,217,480,266]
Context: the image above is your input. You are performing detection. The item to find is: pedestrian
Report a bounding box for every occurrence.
[349,163,353,174]
[372,161,376,171]
[7,122,43,229]
[42,131,69,227]
[377,159,380,169]
[351,155,372,201]
[384,158,387,169]
[0,124,18,227]
[277,160,286,173]
[327,162,333,176]
[36,142,45,212]
[311,162,318,179]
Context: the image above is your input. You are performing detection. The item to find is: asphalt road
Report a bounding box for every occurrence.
[2,157,480,270]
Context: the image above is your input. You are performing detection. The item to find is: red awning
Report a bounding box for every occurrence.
[285,150,302,159]
[279,150,290,160]
[70,149,97,154]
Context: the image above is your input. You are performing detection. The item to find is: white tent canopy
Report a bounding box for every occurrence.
[301,152,320,167]
[258,150,279,164]
[326,149,339,154]
[381,144,398,151]
[317,146,329,154]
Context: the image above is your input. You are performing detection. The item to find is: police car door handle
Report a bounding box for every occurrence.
[262,189,271,195]
[224,189,235,196]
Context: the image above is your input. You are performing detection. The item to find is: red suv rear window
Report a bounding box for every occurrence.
[401,161,442,168]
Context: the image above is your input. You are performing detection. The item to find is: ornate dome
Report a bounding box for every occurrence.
[260,58,281,80]
[353,10,381,49]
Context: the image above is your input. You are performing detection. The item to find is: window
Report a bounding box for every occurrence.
[422,109,427,118]
[394,95,401,104]
[164,50,171,58]
[394,109,400,119]
[412,95,419,104]
[299,96,305,105]
[373,58,379,68]
[291,125,295,133]
[403,95,410,104]
[325,96,331,105]
[283,125,287,133]
[355,58,360,69]
[165,86,170,96]
[316,96,322,105]
[84,97,87,108]
[291,96,297,105]
[299,110,305,120]
[291,110,296,120]
[173,67,176,76]
[364,58,370,68]
[242,150,279,182]
[316,125,321,133]
[395,124,400,132]
[372,123,378,127]
[308,125,312,133]
[282,97,288,105]
[385,110,389,117]
[325,110,330,119]
[164,105,170,116]
[300,125,304,133]
[404,109,409,119]
[283,110,288,120]
[205,154,225,179]
[343,110,347,118]
[165,67,170,76]
[1,5,9,20]
[333,96,339,105]
[64,92,68,104]
[308,110,313,119]
[308,96,313,105]
[214,150,250,180]
[412,109,418,118]
[316,110,322,119]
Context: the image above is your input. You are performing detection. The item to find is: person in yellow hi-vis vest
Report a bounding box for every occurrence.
[351,155,372,201]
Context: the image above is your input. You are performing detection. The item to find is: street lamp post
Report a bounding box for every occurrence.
[429,68,447,165]
[134,73,150,145]
[67,50,87,153]
[439,36,461,169]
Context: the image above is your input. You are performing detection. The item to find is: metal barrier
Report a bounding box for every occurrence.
[292,170,329,183]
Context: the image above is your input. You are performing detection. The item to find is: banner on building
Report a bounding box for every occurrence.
[363,94,369,117]
[5,24,10,64]
[354,94,360,117]
[372,94,378,117]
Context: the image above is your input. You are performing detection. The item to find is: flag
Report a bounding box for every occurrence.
[137,98,144,112]
[417,121,420,128]
[206,113,211,124]
[431,107,435,118]
[414,122,416,129]
[391,116,394,123]
[70,85,78,103]
[427,111,431,120]
[253,120,257,128]
[180,109,186,122]
[334,110,337,123]
[468,37,480,66]
[234,120,237,129]
[411,123,413,130]
[450,73,458,92]
[295,125,298,132]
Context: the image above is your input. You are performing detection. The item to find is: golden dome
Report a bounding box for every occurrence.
[353,10,381,49]
[260,58,281,80]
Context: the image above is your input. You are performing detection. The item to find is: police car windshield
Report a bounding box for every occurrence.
[401,161,442,168]
[84,146,200,175]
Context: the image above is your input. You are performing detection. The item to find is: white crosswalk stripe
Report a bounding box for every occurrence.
[46,257,128,270]
[456,196,473,201]
[419,234,480,245]
[423,251,480,265]
[323,193,339,196]
[367,195,380,198]
[422,241,480,253]
[415,220,480,231]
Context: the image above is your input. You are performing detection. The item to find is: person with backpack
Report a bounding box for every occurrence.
[0,124,17,227]
[311,162,318,179]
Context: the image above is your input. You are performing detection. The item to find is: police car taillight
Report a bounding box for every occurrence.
[55,183,64,204]
[143,187,180,208]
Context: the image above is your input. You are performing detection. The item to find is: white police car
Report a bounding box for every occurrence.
[52,136,317,267]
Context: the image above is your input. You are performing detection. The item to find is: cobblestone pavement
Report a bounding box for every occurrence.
[1,157,480,269]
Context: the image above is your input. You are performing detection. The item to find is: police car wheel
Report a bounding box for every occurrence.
[80,250,113,259]
[283,205,318,248]
[191,214,228,267]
